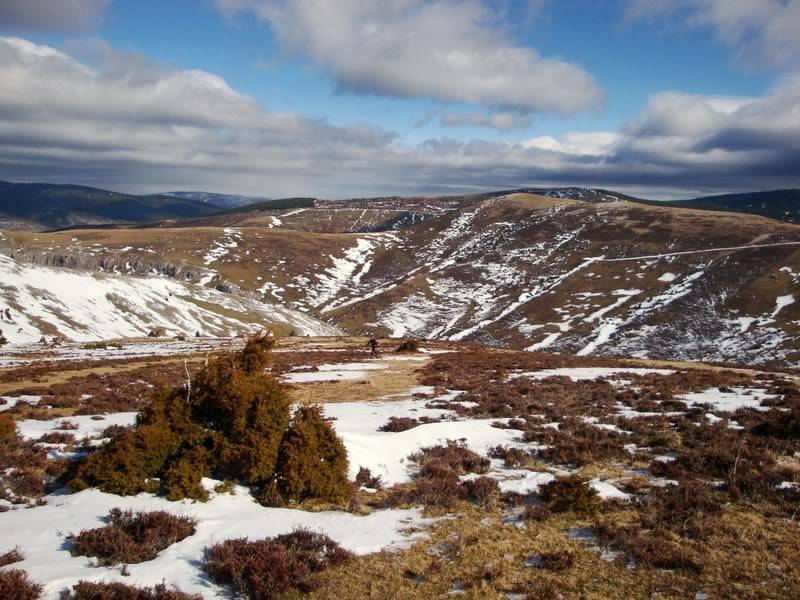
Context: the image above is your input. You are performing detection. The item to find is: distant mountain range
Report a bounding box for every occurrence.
[164,191,270,209]
[665,190,800,223]
[0,180,797,231]
[0,181,220,230]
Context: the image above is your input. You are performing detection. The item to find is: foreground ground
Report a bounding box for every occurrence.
[1,336,799,598]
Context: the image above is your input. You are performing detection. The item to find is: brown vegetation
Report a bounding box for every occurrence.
[69,334,349,506]
[203,529,352,599]
[0,569,42,600]
[70,509,197,566]
[65,581,201,600]
[0,547,24,567]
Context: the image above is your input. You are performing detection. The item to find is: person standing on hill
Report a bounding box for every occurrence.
[367,335,379,358]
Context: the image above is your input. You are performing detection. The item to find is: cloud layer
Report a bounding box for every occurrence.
[625,0,800,70]
[216,0,603,119]
[0,0,108,31]
[0,37,798,199]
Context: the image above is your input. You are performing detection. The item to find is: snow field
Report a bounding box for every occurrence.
[0,253,342,344]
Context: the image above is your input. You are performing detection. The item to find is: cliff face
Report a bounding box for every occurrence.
[0,244,253,297]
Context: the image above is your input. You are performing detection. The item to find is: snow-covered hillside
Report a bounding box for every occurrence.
[0,254,341,343]
[3,192,800,365]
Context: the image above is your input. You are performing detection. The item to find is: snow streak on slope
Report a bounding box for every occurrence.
[299,234,400,313]
[375,203,601,343]
[203,227,241,265]
[0,254,341,343]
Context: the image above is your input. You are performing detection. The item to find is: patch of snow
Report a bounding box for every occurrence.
[461,470,554,495]
[509,367,673,382]
[325,398,522,486]
[0,488,430,599]
[589,479,631,501]
[282,362,386,383]
[16,412,137,442]
[770,295,795,320]
[0,395,41,412]
[677,387,776,412]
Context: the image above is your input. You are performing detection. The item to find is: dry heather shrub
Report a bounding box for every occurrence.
[521,505,551,522]
[353,466,383,490]
[71,333,340,503]
[752,405,800,441]
[274,405,350,504]
[0,569,42,600]
[640,480,722,539]
[378,416,421,432]
[385,441,491,508]
[526,419,626,466]
[395,339,420,353]
[0,413,15,440]
[410,440,490,478]
[38,431,76,445]
[203,529,352,599]
[66,581,201,600]
[459,476,500,505]
[0,547,23,567]
[538,550,575,571]
[593,520,703,572]
[71,508,197,566]
[539,476,602,516]
[651,425,783,501]
[0,418,54,503]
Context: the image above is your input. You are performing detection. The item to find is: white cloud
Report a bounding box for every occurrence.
[524,132,621,156]
[216,0,603,115]
[624,0,800,70]
[0,36,798,199]
[0,0,108,31]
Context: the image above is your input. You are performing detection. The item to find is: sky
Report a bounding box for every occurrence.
[0,0,798,199]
